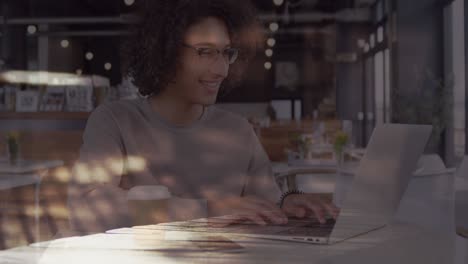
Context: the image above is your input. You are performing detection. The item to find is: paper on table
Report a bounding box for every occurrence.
[131,217,256,235]
[30,232,244,252]
[107,227,203,240]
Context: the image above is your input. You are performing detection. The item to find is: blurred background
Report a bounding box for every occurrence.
[0,0,466,250]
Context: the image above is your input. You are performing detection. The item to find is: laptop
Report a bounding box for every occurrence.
[133,124,432,245]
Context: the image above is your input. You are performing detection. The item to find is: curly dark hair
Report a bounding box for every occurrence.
[122,0,262,97]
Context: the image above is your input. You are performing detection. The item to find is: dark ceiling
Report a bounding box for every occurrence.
[0,0,375,86]
[0,0,377,37]
[30,0,131,17]
[11,0,372,17]
[256,0,360,13]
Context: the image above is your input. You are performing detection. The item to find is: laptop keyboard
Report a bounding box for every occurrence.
[150,217,336,237]
[210,217,337,237]
[274,218,336,237]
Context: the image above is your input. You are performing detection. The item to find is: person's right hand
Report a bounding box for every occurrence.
[207,195,288,227]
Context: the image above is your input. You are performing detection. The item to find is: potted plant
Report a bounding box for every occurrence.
[333,131,349,165]
[392,69,453,155]
[288,132,313,160]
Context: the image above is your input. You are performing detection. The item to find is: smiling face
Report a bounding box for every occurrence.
[169,17,231,106]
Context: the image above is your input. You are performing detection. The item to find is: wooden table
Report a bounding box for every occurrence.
[0,221,455,264]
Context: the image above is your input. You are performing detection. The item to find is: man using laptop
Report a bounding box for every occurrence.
[68,0,338,234]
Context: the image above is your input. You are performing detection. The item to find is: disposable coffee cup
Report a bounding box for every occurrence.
[127,185,171,226]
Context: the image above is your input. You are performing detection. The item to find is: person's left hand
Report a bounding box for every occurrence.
[281,194,340,224]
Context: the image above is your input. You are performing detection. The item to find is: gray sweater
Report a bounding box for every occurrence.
[68,98,281,232]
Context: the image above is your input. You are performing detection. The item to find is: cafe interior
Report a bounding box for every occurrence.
[0,0,467,262]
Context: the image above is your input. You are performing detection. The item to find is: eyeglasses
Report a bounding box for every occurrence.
[182,43,239,65]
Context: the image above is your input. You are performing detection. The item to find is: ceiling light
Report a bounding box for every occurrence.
[85,52,94,61]
[269,22,279,32]
[267,38,276,47]
[273,0,284,6]
[104,63,112,71]
[27,25,37,35]
[60,39,70,48]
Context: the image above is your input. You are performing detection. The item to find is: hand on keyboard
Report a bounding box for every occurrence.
[207,195,288,227]
[280,194,340,224]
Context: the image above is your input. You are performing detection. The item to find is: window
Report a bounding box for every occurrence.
[374,52,385,125]
[445,0,466,158]
[384,49,391,122]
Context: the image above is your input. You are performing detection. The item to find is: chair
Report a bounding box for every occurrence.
[454,156,468,264]
[394,154,455,233]
[415,154,446,173]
